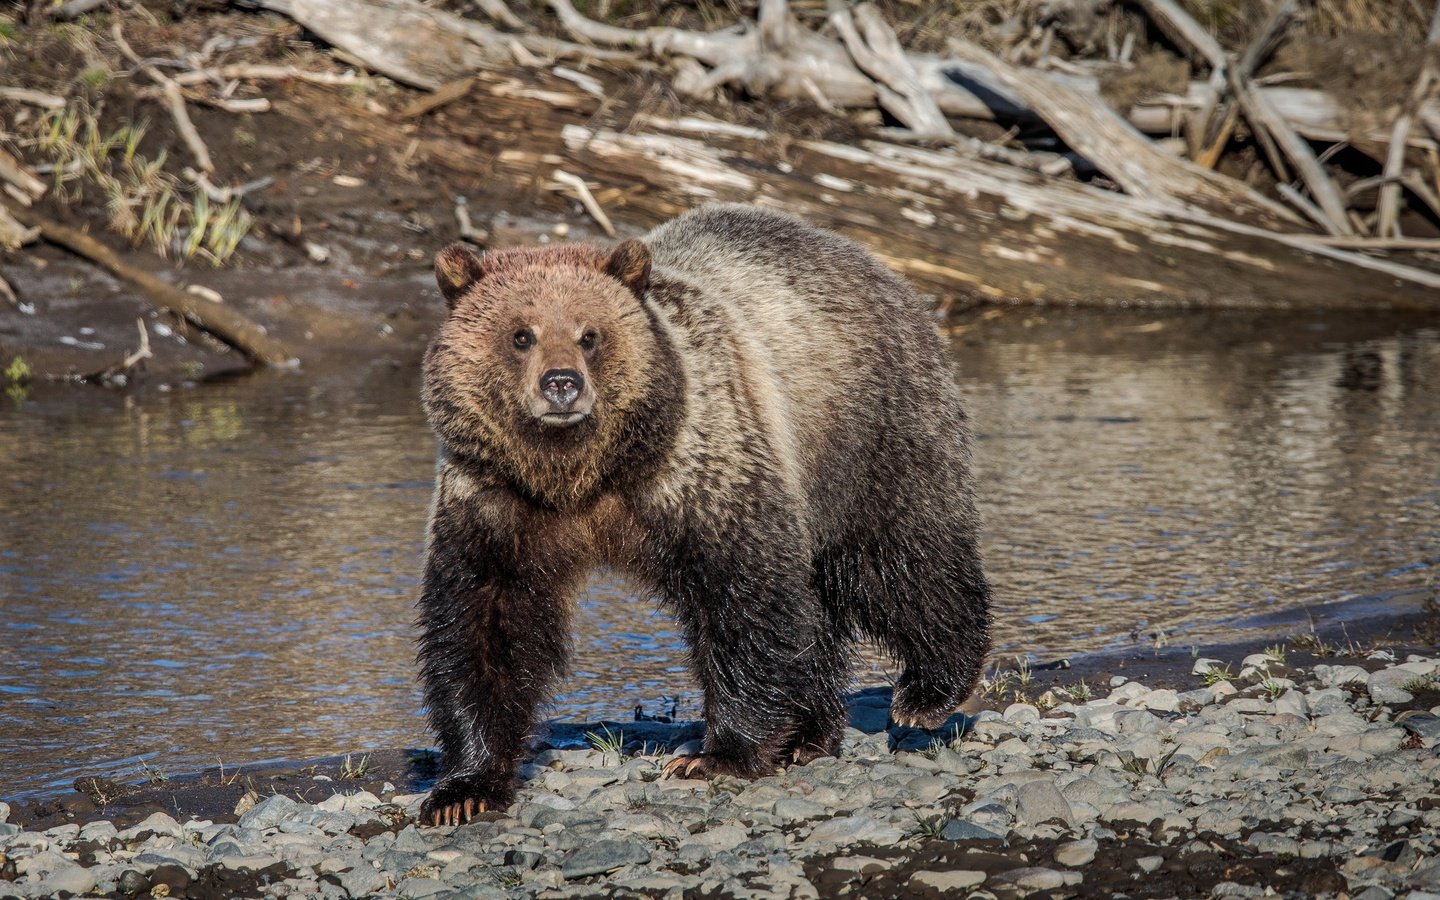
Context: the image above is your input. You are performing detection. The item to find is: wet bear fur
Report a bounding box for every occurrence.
[417,204,991,826]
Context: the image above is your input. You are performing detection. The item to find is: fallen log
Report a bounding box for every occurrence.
[2,200,294,366]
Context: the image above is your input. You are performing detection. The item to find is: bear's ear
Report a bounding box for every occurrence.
[605,239,651,297]
[434,242,486,308]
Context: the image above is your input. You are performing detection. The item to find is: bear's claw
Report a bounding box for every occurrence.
[661,753,763,780]
[425,798,486,827]
[420,776,505,827]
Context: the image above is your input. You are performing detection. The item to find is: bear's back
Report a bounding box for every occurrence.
[642,205,965,530]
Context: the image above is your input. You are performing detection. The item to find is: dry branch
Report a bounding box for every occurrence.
[85,318,153,384]
[1377,5,1440,238]
[170,65,363,87]
[2,200,293,366]
[550,170,615,237]
[0,207,40,250]
[0,87,67,109]
[112,24,215,173]
[831,2,952,138]
[0,147,48,203]
[1128,0,1350,235]
[1195,0,1296,166]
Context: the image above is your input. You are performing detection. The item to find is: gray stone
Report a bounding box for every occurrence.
[116,812,184,841]
[117,869,150,895]
[1004,703,1041,725]
[992,866,1070,893]
[1247,833,1300,856]
[504,849,542,869]
[1369,669,1416,706]
[560,838,651,879]
[523,807,604,831]
[0,801,8,824]
[805,815,904,847]
[337,866,387,896]
[687,825,749,852]
[391,824,430,853]
[1054,838,1098,867]
[1274,690,1310,718]
[1177,689,1214,711]
[1360,728,1405,754]
[1137,855,1165,873]
[910,870,986,891]
[1016,778,1074,826]
[1240,744,1308,769]
[774,798,829,822]
[1134,689,1180,713]
[1308,689,1350,716]
[35,867,98,897]
[940,820,1004,842]
[238,794,301,831]
[1114,709,1160,735]
[906,775,948,805]
[1401,713,1440,739]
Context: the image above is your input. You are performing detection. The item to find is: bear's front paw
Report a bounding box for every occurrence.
[420,775,511,827]
[661,752,769,781]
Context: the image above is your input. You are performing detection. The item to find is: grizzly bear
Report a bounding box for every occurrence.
[417,204,991,826]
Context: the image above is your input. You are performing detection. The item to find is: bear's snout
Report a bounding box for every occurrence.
[536,368,591,426]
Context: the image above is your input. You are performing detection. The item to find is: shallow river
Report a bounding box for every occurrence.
[2,308,1437,798]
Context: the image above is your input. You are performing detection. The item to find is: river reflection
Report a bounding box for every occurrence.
[1,308,1437,798]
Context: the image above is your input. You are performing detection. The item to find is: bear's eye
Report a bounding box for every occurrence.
[513,328,534,350]
[579,330,597,352]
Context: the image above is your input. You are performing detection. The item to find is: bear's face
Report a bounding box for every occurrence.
[423,240,656,502]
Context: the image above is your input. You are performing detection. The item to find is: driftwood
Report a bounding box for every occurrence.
[2,200,294,365]
[244,0,634,90]
[943,37,1299,225]
[1131,0,1351,235]
[562,118,1440,299]
[395,91,1433,310]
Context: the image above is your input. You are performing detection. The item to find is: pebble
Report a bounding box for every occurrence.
[1054,837,1098,867]
[3,654,1434,898]
[910,869,986,890]
[1016,778,1074,826]
[560,837,651,879]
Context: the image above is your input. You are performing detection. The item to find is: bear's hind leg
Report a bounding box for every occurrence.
[859,524,991,731]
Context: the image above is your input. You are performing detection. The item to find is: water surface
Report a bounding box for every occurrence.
[2,308,1437,798]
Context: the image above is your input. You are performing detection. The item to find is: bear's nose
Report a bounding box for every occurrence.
[540,368,584,410]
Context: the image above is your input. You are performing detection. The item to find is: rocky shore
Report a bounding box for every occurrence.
[3,651,1440,899]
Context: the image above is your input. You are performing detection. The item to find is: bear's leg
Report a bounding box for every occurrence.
[859,524,991,730]
[416,506,572,826]
[774,630,849,765]
[656,534,846,779]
